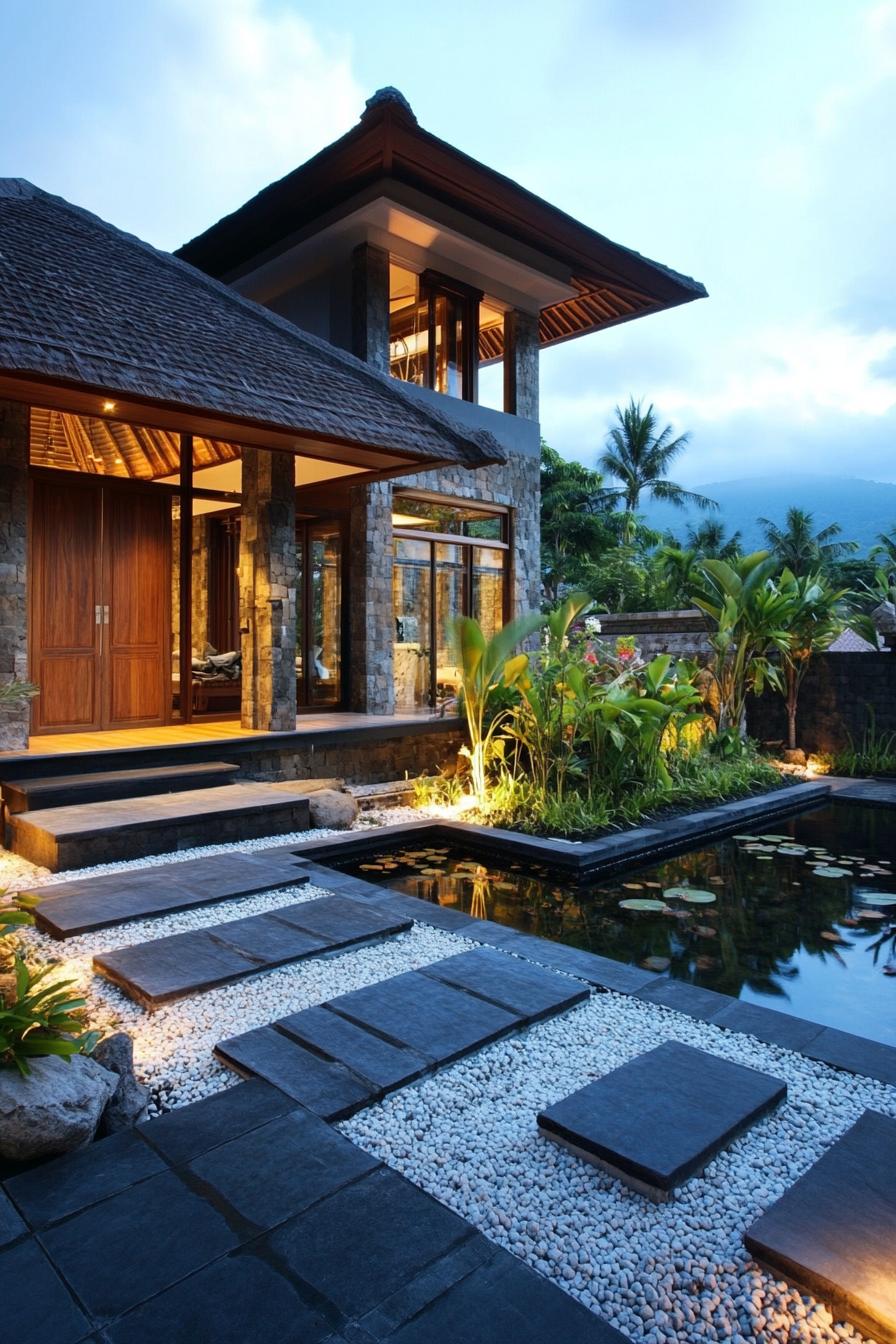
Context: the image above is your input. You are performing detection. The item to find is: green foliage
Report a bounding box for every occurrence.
[0,891,41,946]
[832,706,896,778]
[774,569,851,749]
[0,958,100,1077]
[758,507,858,577]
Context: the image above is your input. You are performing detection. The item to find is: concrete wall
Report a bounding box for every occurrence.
[747,652,896,754]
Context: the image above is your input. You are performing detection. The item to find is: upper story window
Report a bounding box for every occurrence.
[389,263,488,402]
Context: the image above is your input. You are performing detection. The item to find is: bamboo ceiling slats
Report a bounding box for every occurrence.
[29,408,240,480]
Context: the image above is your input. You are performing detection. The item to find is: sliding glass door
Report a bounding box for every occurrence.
[296,520,345,709]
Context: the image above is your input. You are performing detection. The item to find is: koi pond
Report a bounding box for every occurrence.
[338,804,896,1046]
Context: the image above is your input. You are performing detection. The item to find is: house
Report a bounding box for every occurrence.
[0,88,705,763]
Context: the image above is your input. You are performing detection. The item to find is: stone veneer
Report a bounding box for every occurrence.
[0,400,30,750]
[239,447,297,731]
[348,452,541,713]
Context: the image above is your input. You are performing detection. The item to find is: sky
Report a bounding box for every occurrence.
[1,0,894,486]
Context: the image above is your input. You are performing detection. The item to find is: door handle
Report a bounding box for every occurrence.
[95,605,103,625]
[104,605,110,625]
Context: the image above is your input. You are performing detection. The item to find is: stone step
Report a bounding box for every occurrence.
[7,784,311,871]
[215,946,589,1118]
[744,1109,896,1344]
[94,895,412,1008]
[30,850,311,939]
[0,761,240,814]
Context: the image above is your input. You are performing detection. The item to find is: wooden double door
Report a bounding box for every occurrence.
[30,476,171,733]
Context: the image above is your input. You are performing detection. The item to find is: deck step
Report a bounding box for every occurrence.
[0,761,240,813]
[94,895,413,1008]
[7,783,312,872]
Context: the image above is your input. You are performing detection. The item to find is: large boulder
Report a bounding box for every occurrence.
[308,788,359,830]
[0,1054,117,1161]
[94,1032,149,1135]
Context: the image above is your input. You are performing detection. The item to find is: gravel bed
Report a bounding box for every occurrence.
[342,988,896,1344]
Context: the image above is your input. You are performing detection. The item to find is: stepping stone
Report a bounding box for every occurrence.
[421,945,589,1019]
[276,1003,429,1092]
[329,971,521,1066]
[215,1025,374,1121]
[31,851,310,939]
[537,1040,787,1201]
[94,896,412,1008]
[744,1109,896,1344]
[0,760,240,813]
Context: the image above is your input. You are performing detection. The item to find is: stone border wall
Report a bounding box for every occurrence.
[747,652,896,754]
[596,609,713,660]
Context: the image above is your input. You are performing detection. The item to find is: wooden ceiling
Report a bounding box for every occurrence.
[29,408,240,480]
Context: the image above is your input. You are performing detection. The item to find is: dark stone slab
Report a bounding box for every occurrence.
[709,999,825,1052]
[40,1169,241,1321]
[0,1187,26,1246]
[461,924,661,993]
[187,1108,378,1232]
[357,1236,497,1340]
[264,1166,472,1319]
[105,1250,336,1344]
[1,760,240,813]
[139,1078,295,1166]
[93,896,411,1008]
[382,1247,626,1343]
[276,1003,429,1092]
[0,1236,91,1343]
[215,1026,374,1120]
[330,971,521,1066]
[538,1040,787,1199]
[802,1025,896,1086]
[274,894,412,945]
[635,977,734,1022]
[5,1128,164,1229]
[421,945,589,1019]
[745,1109,896,1344]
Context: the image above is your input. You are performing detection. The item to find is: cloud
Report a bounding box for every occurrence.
[815,0,896,133]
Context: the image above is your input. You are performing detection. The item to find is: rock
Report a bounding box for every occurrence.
[307,788,359,829]
[781,748,807,766]
[94,1032,149,1134]
[0,1054,117,1161]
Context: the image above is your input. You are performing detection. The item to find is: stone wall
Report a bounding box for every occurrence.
[747,652,896,753]
[347,450,541,713]
[236,726,465,784]
[596,610,713,661]
[0,401,29,750]
[239,447,297,731]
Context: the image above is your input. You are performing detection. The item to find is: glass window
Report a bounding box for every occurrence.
[393,537,431,711]
[389,264,429,387]
[472,546,506,642]
[388,265,481,401]
[391,494,504,541]
[310,526,342,706]
[434,543,465,707]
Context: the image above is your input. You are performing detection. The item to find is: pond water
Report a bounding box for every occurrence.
[337,804,896,1047]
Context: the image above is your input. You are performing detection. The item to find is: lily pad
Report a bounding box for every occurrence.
[812,866,851,878]
[857,892,896,906]
[619,898,668,912]
[664,887,716,904]
[857,910,886,920]
[622,882,644,891]
[694,925,717,938]
[641,955,670,972]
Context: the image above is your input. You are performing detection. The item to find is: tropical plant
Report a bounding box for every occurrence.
[869,524,896,572]
[684,519,742,560]
[774,569,850,750]
[599,398,717,544]
[832,705,896,778]
[0,679,39,708]
[689,552,794,737]
[758,507,857,577]
[540,442,622,603]
[454,610,544,805]
[0,959,100,1077]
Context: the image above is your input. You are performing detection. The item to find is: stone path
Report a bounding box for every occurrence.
[216,947,589,1118]
[31,850,311,938]
[94,896,412,1008]
[744,1108,896,1344]
[538,1040,787,1201]
[0,1080,624,1343]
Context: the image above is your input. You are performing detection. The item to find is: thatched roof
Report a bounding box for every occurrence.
[0,179,503,471]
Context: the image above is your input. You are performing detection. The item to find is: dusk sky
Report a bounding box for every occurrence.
[2,0,894,485]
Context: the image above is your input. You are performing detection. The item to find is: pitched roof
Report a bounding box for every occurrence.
[178,88,707,350]
[0,178,502,470]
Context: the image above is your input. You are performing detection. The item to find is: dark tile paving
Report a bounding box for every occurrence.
[138,1077,294,1165]
[276,1004,429,1092]
[93,896,412,1008]
[330,970,521,1065]
[32,851,310,938]
[0,1236,92,1342]
[745,1109,896,1344]
[0,1187,26,1246]
[707,999,826,1052]
[5,1128,165,1229]
[186,1108,379,1231]
[538,1040,787,1199]
[802,1025,896,1086]
[634,976,734,1022]
[215,1025,374,1120]
[420,945,589,1019]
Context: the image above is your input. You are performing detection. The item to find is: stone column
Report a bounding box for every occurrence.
[239,447,297,731]
[503,309,540,421]
[0,401,29,749]
[351,243,390,374]
[348,479,395,714]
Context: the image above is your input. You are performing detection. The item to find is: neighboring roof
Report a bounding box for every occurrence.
[178,88,707,350]
[827,628,880,653]
[0,178,502,470]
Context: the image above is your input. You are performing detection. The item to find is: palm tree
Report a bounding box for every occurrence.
[870,525,896,578]
[758,507,857,576]
[685,519,742,560]
[599,398,717,543]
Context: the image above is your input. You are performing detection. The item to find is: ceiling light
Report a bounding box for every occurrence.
[102,400,117,413]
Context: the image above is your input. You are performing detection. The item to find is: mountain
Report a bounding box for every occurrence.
[641,475,896,555]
